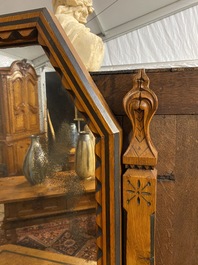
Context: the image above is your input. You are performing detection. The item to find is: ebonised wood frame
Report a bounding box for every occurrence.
[0,8,122,265]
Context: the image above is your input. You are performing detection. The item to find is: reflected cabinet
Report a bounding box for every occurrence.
[0,60,40,176]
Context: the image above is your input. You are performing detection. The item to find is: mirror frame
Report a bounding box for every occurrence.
[0,8,122,265]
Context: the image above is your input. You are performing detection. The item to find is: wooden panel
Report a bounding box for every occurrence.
[152,115,198,265]
[4,196,67,220]
[67,193,96,211]
[151,115,176,177]
[92,68,198,115]
[122,113,198,264]
[173,115,198,265]
[26,74,40,131]
[0,138,30,176]
[92,69,198,265]
[4,194,95,224]
[10,75,26,133]
[155,180,174,265]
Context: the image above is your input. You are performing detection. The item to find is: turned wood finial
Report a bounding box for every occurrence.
[123,69,158,166]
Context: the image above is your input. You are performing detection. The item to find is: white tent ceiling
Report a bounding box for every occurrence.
[0,0,197,41]
[87,0,198,41]
[0,0,198,70]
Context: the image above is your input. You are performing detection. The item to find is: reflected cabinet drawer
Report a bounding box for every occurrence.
[4,192,96,222]
[4,196,67,221]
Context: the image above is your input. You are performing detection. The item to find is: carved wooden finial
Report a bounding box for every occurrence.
[123,69,158,167]
[9,59,36,77]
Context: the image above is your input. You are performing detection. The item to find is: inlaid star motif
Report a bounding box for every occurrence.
[126,179,152,206]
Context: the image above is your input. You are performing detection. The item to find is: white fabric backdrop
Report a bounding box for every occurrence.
[101,5,198,71]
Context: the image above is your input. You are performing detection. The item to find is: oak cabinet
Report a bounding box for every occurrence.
[0,60,40,176]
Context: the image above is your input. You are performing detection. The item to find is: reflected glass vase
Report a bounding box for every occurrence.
[23,135,48,185]
[75,131,95,180]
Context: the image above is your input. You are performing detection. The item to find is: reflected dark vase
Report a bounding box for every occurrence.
[75,131,95,180]
[23,135,48,185]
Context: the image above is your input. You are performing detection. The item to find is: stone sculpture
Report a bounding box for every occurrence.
[52,0,105,71]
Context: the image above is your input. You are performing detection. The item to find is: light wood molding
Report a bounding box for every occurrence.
[123,168,157,265]
[0,244,96,265]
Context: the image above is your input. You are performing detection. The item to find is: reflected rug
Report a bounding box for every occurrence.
[1,213,97,261]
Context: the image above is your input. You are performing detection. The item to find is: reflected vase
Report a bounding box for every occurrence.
[75,131,95,180]
[69,123,78,148]
[23,135,48,185]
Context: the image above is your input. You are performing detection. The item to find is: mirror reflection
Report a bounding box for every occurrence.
[0,46,97,264]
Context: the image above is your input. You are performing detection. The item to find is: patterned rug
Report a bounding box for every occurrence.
[1,213,97,261]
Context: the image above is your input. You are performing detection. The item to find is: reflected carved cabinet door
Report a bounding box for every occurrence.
[0,59,40,176]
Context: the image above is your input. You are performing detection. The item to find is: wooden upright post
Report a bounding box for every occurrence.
[122,69,158,265]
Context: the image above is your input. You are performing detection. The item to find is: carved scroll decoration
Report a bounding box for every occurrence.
[16,59,30,76]
[123,69,158,166]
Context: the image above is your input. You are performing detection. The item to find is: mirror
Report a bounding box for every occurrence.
[0,9,122,265]
[0,46,97,263]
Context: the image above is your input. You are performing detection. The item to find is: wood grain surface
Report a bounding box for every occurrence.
[93,70,198,265]
[92,68,198,115]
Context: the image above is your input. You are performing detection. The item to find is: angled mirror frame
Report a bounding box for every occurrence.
[0,8,122,265]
